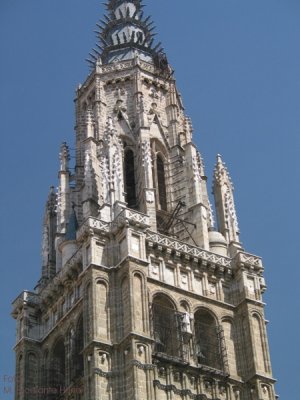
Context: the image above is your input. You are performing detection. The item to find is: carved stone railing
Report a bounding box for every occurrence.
[97,58,162,79]
[12,290,40,310]
[78,211,150,238]
[99,59,135,75]
[146,231,231,268]
[234,252,263,271]
[139,60,156,74]
[112,208,150,232]
[77,217,110,240]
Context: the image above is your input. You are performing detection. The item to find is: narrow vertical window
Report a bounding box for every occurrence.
[50,339,65,393]
[72,316,84,379]
[124,149,137,208]
[16,354,23,399]
[156,155,167,210]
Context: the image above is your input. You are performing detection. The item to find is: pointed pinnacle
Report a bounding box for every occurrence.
[216,154,223,164]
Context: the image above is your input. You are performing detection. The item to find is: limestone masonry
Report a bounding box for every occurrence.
[12,1,277,399]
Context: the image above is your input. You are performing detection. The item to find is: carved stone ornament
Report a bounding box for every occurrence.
[153,380,209,399]
[146,190,155,203]
[131,360,155,370]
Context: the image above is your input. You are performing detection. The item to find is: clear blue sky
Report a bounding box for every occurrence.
[1,0,299,398]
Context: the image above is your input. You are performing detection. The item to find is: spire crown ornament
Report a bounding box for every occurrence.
[87,0,166,66]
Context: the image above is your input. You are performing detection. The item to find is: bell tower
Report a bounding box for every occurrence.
[12,1,277,399]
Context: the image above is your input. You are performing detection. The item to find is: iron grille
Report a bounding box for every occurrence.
[194,321,228,372]
[151,303,187,362]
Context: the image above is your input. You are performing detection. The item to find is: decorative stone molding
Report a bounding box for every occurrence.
[94,367,115,378]
[153,380,209,399]
[234,252,263,272]
[100,60,135,75]
[12,291,40,317]
[77,217,110,240]
[146,231,231,268]
[112,208,150,232]
[131,360,156,370]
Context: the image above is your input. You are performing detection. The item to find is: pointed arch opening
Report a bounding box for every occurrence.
[156,154,167,211]
[124,149,137,209]
[50,338,66,394]
[194,309,225,371]
[71,316,84,380]
[152,294,185,360]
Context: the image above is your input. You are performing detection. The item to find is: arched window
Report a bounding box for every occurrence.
[156,155,167,210]
[124,149,137,209]
[152,295,183,359]
[50,338,65,395]
[194,310,224,371]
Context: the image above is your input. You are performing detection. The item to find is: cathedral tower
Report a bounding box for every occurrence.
[12,1,276,399]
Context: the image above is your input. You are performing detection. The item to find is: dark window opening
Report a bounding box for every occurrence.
[124,149,137,209]
[152,298,186,361]
[194,310,224,371]
[157,155,167,211]
[49,339,65,397]
[71,316,84,380]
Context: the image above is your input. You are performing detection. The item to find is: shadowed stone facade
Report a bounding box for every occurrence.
[12,1,277,399]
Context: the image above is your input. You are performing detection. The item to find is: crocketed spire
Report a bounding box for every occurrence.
[87,0,166,66]
[213,154,240,244]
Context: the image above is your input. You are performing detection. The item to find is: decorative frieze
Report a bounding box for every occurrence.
[146,231,231,268]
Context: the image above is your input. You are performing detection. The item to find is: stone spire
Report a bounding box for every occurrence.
[41,186,57,283]
[213,154,240,245]
[88,0,166,65]
[57,142,70,234]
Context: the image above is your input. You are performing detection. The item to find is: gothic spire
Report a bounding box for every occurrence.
[87,0,165,66]
[213,154,240,244]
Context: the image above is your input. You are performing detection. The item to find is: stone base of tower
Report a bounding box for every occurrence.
[12,205,276,400]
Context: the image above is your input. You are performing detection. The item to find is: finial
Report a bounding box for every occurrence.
[213,154,240,242]
[213,153,233,189]
[59,142,70,172]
